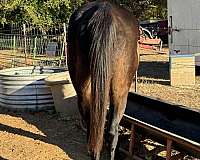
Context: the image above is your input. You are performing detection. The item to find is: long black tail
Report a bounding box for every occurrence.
[88,2,116,158]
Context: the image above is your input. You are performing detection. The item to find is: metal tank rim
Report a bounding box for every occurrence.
[0,66,68,77]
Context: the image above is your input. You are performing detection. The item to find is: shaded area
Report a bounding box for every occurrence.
[196,66,200,75]
[0,108,91,160]
[138,61,169,80]
[137,61,170,85]
[0,156,9,160]
[1,91,200,159]
[124,92,200,158]
[0,108,124,160]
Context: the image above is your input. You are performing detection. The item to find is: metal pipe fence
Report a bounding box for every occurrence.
[0,23,67,69]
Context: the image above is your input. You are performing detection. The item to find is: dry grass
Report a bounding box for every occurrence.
[0,50,64,69]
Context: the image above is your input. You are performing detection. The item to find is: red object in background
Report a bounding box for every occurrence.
[139,44,156,50]
[139,37,161,45]
[139,37,161,50]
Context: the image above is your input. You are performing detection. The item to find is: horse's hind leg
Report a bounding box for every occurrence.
[77,89,91,140]
[77,95,88,132]
[108,88,129,160]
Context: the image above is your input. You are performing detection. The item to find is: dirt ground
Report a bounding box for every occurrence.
[134,48,200,109]
[0,109,96,160]
[0,48,200,160]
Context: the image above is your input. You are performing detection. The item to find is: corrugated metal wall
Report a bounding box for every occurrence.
[0,66,66,111]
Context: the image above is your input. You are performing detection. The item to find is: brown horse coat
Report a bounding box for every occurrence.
[67,1,139,159]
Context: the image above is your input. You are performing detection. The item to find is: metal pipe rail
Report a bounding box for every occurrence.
[122,92,200,159]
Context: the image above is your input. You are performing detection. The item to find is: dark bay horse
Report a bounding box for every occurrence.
[67,1,139,159]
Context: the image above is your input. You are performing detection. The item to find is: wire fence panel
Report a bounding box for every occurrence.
[0,23,67,69]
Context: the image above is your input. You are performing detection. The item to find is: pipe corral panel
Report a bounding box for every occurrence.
[0,66,67,111]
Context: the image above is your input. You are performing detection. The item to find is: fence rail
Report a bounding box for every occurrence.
[0,23,67,69]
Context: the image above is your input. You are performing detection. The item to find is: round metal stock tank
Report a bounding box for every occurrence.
[0,66,67,111]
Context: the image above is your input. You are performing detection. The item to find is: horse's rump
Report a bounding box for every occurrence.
[67,1,139,159]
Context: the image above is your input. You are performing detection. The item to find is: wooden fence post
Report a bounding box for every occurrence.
[135,70,138,92]
[59,23,67,67]
[12,35,16,68]
[13,35,16,50]
[63,23,67,67]
[166,139,172,160]
[23,24,27,64]
[33,36,37,59]
[129,124,136,156]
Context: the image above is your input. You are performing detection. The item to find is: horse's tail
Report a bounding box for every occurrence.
[88,2,116,157]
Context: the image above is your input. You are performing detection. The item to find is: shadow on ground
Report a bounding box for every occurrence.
[0,108,92,160]
[0,108,128,160]
[196,66,200,76]
[0,156,9,160]
[138,61,170,85]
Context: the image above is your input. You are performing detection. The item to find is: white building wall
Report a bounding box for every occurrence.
[168,0,200,66]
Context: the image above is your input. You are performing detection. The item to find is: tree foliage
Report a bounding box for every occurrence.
[0,0,167,26]
[0,0,84,26]
[120,0,167,20]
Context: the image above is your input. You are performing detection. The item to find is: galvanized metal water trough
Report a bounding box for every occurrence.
[0,66,67,111]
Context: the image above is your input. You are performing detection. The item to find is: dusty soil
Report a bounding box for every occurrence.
[0,50,65,69]
[133,48,200,109]
[0,109,90,160]
[0,108,117,160]
[0,48,199,160]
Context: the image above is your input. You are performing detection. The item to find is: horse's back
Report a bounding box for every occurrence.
[68,0,139,102]
[68,0,139,65]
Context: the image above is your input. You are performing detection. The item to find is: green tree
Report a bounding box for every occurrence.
[0,0,167,26]
[0,0,84,27]
[120,0,167,20]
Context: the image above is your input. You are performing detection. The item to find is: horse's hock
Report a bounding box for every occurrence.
[0,66,66,111]
[45,71,79,117]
